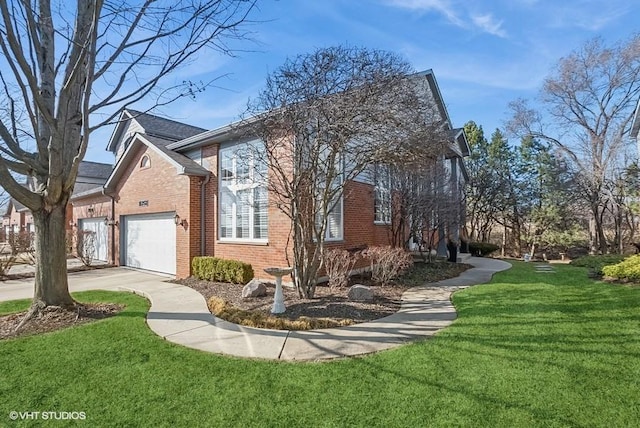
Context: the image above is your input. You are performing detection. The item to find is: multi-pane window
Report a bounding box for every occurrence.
[324,194,343,240]
[374,164,391,224]
[219,141,268,241]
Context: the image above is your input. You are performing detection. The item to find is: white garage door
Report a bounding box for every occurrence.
[78,218,108,262]
[123,212,176,275]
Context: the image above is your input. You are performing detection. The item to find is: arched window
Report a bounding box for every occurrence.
[140,155,150,169]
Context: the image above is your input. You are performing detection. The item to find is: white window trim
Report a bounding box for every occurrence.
[323,194,344,242]
[218,142,268,243]
[373,164,392,225]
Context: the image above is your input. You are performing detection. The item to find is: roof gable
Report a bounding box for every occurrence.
[106,109,207,153]
[104,133,209,193]
[411,69,452,130]
[127,109,207,141]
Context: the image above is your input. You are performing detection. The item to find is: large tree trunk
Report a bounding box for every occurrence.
[31,203,74,308]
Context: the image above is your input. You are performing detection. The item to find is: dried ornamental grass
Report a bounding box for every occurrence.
[207,297,353,330]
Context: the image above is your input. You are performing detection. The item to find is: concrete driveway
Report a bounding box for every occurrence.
[0,267,171,303]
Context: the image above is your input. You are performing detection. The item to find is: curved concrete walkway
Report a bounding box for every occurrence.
[0,257,511,361]
[125,257,511,361]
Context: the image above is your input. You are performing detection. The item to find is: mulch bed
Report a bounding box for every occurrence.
[180,277,408,323]
[177,262,472,325]
[0,303,124,340]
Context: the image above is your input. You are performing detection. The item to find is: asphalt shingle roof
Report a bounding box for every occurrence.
[71,183,104,198]
[141,134,209,176]
[77,161,113,180]
[126,109,207,142]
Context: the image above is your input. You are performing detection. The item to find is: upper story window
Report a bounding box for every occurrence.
[140,155,150,169]
[374,164,391,224]
[219,141,268,242]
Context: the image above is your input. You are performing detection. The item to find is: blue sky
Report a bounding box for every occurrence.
[86,0,638,164]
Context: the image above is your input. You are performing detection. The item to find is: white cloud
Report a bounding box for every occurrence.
[383,0,464,27]
[384,0,509,38]
[471,13,507,38]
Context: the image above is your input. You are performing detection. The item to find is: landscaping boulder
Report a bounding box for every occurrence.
[242,279,267,298]
[348,284,374,302]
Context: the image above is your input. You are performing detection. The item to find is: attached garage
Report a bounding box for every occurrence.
[78,217,108,262]
[122,212,176,275]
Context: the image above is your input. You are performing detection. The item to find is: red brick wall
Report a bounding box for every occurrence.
[199,142,293,281]
[112,144,194,278]
[94,139,397,281]
[198,147,394,280]
[322,180,392,271]
[214,203,293,281]
[342,180,392,249]
[70,195,112,259]
[72,196,111,221]
[201,144,218,257]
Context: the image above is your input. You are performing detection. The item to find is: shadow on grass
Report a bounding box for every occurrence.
[350,354,584,427]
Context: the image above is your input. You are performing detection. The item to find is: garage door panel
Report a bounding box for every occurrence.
[78,218,108,262]
[123,213,176,275]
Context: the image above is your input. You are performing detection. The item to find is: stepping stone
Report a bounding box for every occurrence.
[534,263,556,273]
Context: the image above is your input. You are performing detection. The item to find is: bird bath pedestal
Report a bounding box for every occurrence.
[264,267,292,314]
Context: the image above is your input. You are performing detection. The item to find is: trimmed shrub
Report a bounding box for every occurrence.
[222,260,255,284]
[192,257,254,284]
[601,255,640,281]
[468,242,500,257]
[570,254,625,275]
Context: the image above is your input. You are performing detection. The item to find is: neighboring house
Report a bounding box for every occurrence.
[1,198,30,239]
[2,162,113,247]
[71,70,469,279]
[68,161,115,261]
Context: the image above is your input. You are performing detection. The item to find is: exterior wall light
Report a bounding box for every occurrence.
[174,213,187,228]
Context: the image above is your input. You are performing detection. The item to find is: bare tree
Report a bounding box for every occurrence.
[0,1,256,317]
[76,230,96,267]
[245,46,449,298]
[508,35,640,253]
[377,158,455,258]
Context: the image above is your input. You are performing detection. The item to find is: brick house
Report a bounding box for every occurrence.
[1,198,31,240]
[2,161,112,243]
[71,70,469,279]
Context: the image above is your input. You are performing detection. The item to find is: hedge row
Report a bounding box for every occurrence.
[192,256,254,284]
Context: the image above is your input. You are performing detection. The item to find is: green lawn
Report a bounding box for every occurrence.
[1,262,640,427]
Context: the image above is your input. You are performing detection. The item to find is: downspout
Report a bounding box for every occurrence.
[200,173,211,256]
[102,189,116,265]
